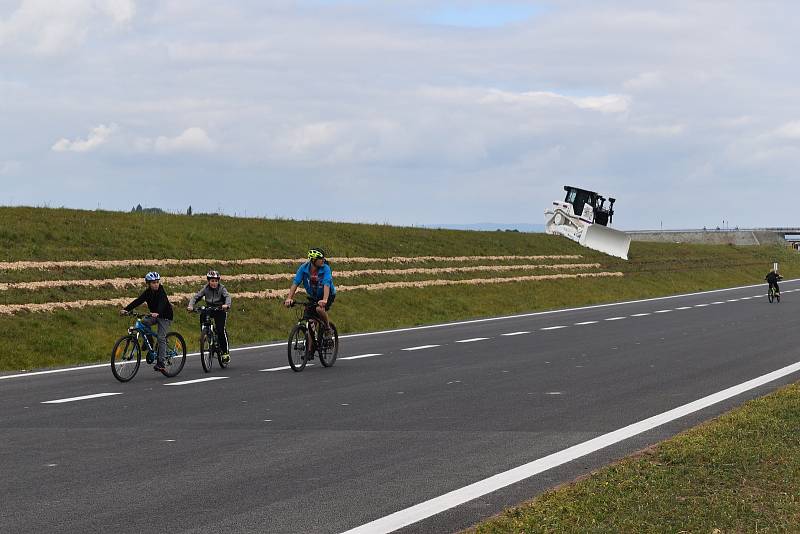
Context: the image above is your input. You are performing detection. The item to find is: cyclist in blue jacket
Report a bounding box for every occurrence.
[284,248,336,332]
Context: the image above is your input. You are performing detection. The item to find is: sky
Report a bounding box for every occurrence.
[2,0,800,230]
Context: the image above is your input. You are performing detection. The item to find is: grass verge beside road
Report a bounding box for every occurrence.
[468,381,800,533]
[2,206,800,372]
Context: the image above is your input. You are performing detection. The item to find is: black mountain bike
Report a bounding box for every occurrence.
[111,312,187,382]
[287,299,339,372]
[192,306,229,372]
[768,285,781,303]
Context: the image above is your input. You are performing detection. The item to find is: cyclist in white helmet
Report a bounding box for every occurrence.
[120,272,174,374]
[187,270,232,363]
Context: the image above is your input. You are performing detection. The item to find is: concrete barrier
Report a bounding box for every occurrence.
[628,229,789,246]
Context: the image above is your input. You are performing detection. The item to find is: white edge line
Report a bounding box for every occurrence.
[340,354,382,360]
[340,359,800,534]
[5,279,798,382]
[41,392,122,404]
[164,376,229,386]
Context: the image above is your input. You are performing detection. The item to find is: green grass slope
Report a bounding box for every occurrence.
[1,206,798,372]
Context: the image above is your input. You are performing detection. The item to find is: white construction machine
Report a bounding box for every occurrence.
[544,186,631,260]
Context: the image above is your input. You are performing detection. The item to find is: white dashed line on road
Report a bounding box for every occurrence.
[675,306,692,310]
[541,326,568,331]
[165,377,229,386]
[340,353,382,360]
[727,299,740,302]
[402,345,440,351]
[631,313,651,317]
[711,301,725,305]
[604,317,626,321]
[456,338,490,343]
[501,331,530,336]
[654,309,672,314]
[694,304,709,307]
[260,364,315,372]
[574,321,598,325]
[42,392,122,404]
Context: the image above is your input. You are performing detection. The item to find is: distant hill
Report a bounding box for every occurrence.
[424,223,545,233]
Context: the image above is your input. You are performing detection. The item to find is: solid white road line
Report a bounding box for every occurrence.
[501,331,530,336]
[574,321,598,325]
[540,326,568,331]
[604,317,626,321]
[340,354,382,360]
[455,338,490,343]
[5,278,799,382]
[402,345,440,351]
[41,392,122,404]
[341,359,800,534]
[164,377,229,386]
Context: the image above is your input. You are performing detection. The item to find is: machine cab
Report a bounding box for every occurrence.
[563,186,615,226]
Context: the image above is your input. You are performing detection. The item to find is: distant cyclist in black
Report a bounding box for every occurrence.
[765,268,782,295]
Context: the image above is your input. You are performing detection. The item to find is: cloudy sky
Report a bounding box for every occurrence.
[2,0,799,229]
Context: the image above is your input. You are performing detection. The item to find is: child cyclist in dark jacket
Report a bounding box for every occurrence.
[120,271,174,374]
[187,270,232,363]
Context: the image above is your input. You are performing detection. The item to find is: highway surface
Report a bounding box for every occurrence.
[2,280,799,533]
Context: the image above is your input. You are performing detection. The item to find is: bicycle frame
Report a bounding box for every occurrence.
[129,320,157,355]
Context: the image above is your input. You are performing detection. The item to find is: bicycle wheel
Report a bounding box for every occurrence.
[111,335,141,382]
[288,324,309,372]
[162,332,187,377]
[318,323,339,367]
[200,332,213,373]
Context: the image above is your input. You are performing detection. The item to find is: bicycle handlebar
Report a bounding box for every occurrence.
[190,306,227,313]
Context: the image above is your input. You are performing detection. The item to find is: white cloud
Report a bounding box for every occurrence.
[0,160,22,175]
[52,124,117,152]
[773,121,800,139]
[153,127,216,153]
[629,124,685,136]
[0,0,135,56]
[424,87,630,114]
[623,71,663,91]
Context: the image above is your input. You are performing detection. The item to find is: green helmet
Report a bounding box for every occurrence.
[307,248,325,261]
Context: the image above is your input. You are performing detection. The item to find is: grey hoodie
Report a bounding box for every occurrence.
[189,283,232,308]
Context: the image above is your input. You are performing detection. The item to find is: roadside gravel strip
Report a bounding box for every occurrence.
[0,263,602,291]
[0,272,622,314]
[0,254,582,271]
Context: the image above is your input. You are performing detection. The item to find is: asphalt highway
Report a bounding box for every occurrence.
[2,280,799,533]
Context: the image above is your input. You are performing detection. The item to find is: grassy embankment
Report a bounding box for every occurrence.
[1,206,798,372]
[469,381,800,532]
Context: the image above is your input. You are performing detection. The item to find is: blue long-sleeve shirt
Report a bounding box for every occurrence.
[293,261,336,300]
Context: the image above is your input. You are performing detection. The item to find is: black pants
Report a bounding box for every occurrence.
[200,309,229,353]
[769,281,780,293]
